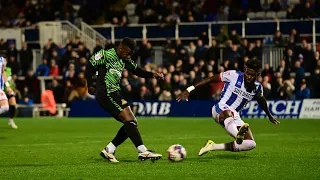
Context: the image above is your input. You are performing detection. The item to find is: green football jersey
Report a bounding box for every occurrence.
[89,48,137,93]
[4,67,14,93]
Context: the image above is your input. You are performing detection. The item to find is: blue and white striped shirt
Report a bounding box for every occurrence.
[217,70,263,112]
[0,57,5,90]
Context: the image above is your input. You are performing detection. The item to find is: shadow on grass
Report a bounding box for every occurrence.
[190,154,252,162]
[0,164,55,168]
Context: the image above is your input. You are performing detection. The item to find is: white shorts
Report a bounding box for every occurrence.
[212,103,245,126]
[0,89,7,101]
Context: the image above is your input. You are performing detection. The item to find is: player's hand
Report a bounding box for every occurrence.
[269,116,280,124]
[153,73,164,80]
[7,87,14,95]
[176,90,190,102]
[88,86,96,95]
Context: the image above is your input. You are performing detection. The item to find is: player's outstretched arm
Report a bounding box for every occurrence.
[256,91,280,124]
[131,67,164,80]
[176,74,221,102]
[85,62,96,95]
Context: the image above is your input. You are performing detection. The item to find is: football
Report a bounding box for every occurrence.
[167,144,187,162]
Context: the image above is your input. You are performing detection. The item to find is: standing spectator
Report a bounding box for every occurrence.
[294,60,305,90]
[273,30,284,47]
[6,43,18,60]
[229,30,241,45]
[7,56,20,75]
[277,59,291,80]
[270,0,282,12]
[19,42,33,75]
[194,39,206,62]
[311,68,320,97]
[286,7,294,19]
[51,79,64,103]
[186,41,196,57]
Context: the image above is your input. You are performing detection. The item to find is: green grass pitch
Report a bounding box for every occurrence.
[0,117,320,180]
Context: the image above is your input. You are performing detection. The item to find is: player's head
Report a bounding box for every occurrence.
[118,37,136,60]
[244,58,262,84]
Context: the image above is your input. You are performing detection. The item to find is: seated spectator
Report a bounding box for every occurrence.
[159,90,172,101]
[19,96,34,105]
[34,59,50,76]
[49,59,59,76]
[295,79,311,100]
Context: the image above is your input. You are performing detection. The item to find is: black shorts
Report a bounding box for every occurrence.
[6,93,15,100]
[95,90,129,118]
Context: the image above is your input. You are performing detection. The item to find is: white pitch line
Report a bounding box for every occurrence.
[1,134,279,147]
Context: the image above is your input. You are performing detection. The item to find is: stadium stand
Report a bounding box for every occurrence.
[0,0,320,117]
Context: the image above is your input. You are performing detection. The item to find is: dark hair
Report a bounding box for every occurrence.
[121,37,136,51]
[245,58,262,71]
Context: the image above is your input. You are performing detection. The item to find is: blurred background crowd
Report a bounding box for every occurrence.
[0,0,319,107]
[1,0,320,27]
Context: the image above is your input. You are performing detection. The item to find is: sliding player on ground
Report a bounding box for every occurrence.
[177,58,280,155]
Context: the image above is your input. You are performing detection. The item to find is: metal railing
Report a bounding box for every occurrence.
[81,21,107,49]
[90,18,319,50]
[262,47,286,67]
[36,21,96,52]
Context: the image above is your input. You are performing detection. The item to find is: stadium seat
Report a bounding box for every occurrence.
[72,5,81,11]
[126,3,136,16]
[129,15,139,24]
[255,11,266,19]
[265,11,276,19]
[276,11,287,19]
[288,0,300,7]
[247,12,256,20]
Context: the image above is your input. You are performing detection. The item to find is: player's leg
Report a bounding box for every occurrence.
[0,90,9,115]
[117,106,162,161]
[199,106,255,155]
[96,91,161,162]
[103,115,128,155]
[7,95,18,129]
[95,91,127,162]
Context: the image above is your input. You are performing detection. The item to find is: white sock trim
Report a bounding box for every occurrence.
[233,140,256,152]
[106,142,116,153]
[137,145,147,153]
[213,143,226,151]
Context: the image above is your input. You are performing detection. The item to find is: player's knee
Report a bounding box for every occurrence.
[247,140,256,150]
[218,110,233,126]
[124,120,137,127]
[0,105,9,112]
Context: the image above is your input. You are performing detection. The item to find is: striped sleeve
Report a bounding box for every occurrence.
[89,50,106,68]
[255,83,263,98]
[220,70,237,83]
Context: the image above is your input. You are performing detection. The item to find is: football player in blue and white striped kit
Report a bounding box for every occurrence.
[177,58,280,155]
[0,56,14,127]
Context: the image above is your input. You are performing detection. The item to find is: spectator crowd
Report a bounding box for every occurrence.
[1,0,320,28]
[0,0,319,107]
[0,23,319,107]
